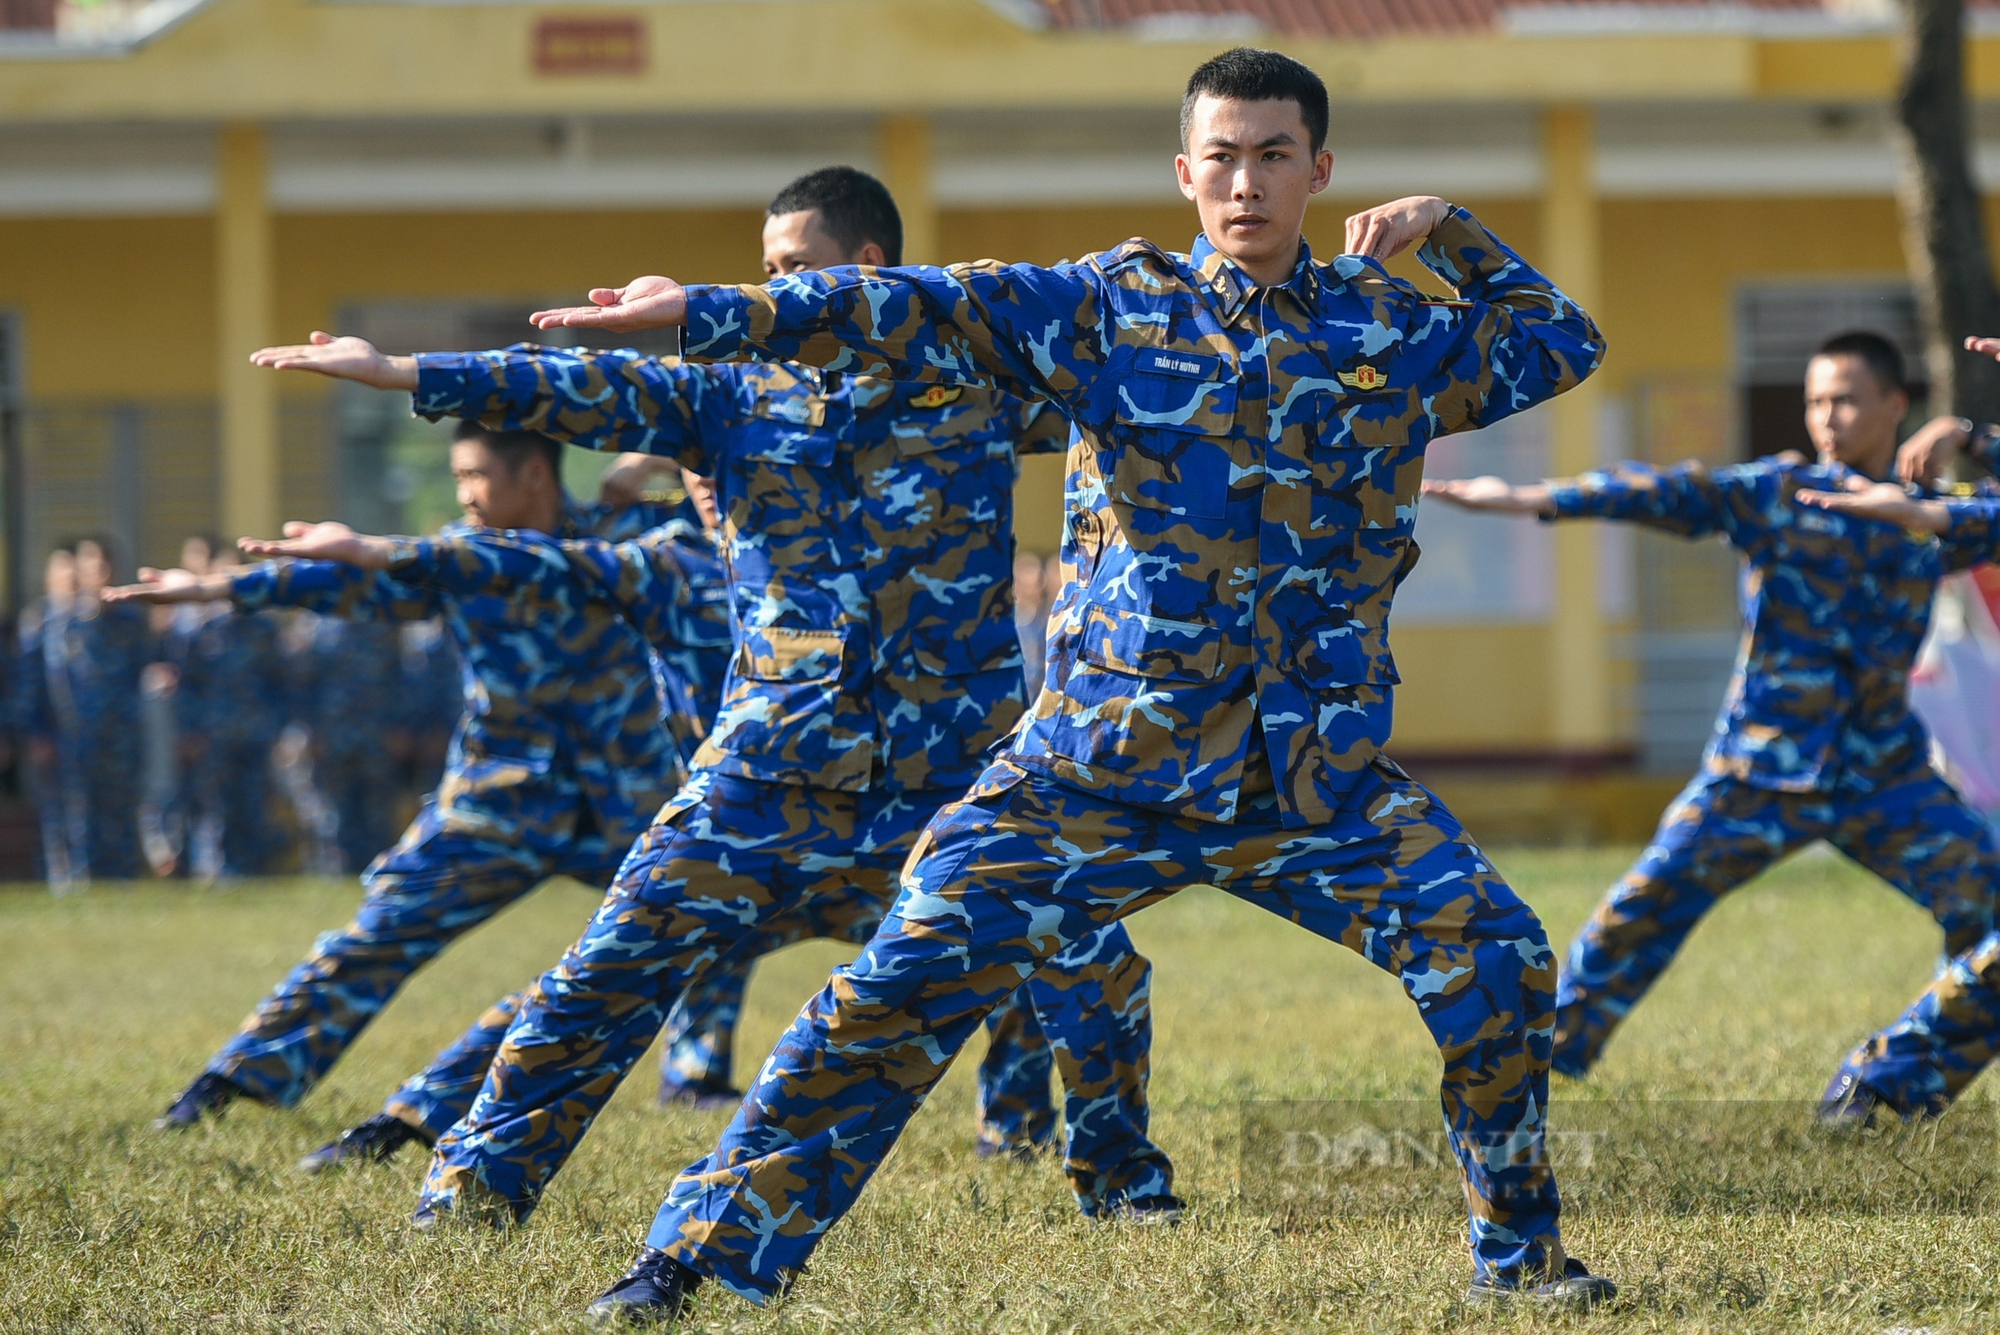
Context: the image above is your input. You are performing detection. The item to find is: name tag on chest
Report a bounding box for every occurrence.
[1137,349,1223,380]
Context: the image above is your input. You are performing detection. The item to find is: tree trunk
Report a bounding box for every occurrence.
[1892,0,2000,422]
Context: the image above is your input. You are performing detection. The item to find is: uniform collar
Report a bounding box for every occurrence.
[1189,233,1322,323]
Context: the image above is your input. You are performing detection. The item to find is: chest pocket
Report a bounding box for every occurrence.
[1110,367,1239,521]
[736,392,835,468]
[891,387,1013,461]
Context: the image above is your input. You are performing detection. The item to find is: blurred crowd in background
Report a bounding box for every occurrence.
[0,539,1069,893]
[11,535,461,891]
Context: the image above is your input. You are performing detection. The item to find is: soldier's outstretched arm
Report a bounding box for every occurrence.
[529,257,1107,410]
[1421,476,1555,517]
[101,567,237,605]
[558,529,693,648]
[251,332,724,467]
[1426,459,1745,540]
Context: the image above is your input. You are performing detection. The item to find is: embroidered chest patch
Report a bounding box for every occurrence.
[906,386,963,409]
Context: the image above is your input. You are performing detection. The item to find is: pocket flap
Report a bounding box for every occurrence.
[738,395,834,466]
[1076,607,1223,682]
[736,627,846,682]
[1112,369,1237,435]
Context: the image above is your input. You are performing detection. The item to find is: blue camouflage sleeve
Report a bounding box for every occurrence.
[1967,423,2000,475]
[559,531,691,647]
[382,532,557,598]
[1936,493,2000,567]
[1545,460,1767,542]
[1405,208,1604,433]
[231,559,443,621]
[678,258,1109,413]
[411,344,740,471]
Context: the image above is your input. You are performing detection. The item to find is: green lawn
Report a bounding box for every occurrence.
[2,848,1996,1332]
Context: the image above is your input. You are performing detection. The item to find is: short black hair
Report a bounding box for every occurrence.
[451,418,564,479]
[1182,47,1330,155]
[1814,330,1908,396]
[767,166,903,267]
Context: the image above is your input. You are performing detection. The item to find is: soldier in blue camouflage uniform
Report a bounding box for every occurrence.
[297,614,405,874]
[19,539,154,887]
[1427,331,2000,1084]
[130,423,690,1132]
[253,166,1160,1225]
[16,546,82,888]
[1771,332,2000,1120]
[177,548,294,877]
[506,52,1613,1320]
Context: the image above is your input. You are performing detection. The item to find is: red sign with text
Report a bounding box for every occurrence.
[533,16,647,77]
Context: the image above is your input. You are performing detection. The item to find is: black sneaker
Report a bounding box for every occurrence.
[1818,1070,1890,1127]
[153,1072,245,1130]
[1099,1193,1185,1225]
[298,1113,432,1173]
[657,1077,745,1113]
[1466,1257,1616,1309]
[584,1247,702,1326]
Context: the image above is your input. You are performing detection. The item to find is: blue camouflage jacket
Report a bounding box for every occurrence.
[229,509,683,856]
[413,348,1065,794]
[630,518,732,762]
[1549,456,1996,792]
[667,208,1602,826]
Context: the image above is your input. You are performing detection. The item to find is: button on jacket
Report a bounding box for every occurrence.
[229,506,682,856]
[1548,457,1994,792]
[672,208,1603,827]
[413,348,1066,794]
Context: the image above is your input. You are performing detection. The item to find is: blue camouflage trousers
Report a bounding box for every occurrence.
[1555,766,2000,1077]
[976,988,1057,1156]
[391,917,1063,1147]
[657,943,1059,1152]
[207,802,626,1106]
[1827,930,2000,1116]
[657,963,751,1093]
[644,757,1562,1301]
[383,878,884,1140]
[418,771,1168,1221]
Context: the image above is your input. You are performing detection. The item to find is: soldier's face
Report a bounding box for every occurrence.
[73,541,110,593]
[452,440,545,531]
[43,550,75,600]
[1804,354,1906,474]
[1177,94,1333,282]
[682,468,720,530]
[762,210,886,277]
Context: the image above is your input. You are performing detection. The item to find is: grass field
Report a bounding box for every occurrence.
[4,847,1999,1333]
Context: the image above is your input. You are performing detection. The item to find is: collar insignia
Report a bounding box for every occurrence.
[906,386,963,410]
[1337,365,1389,392]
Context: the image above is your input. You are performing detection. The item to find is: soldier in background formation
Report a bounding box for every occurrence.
[16,538,152,889]
[10,527,467,888]
[295,614,405,874]
[177,545,292,878]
